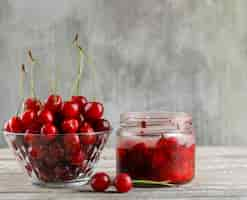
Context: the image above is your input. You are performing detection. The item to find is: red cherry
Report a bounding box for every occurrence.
[79,122,96,145]
[63,133,81,154]
[38,109,54,124]
[48,142,65,162]
[26,122,41,133]
[71,96,87,112]
[94,119,111,132]
[44,94,62,113]
[61,101,80,118]
[4,121,10,132]
[21,110,37,128]
[84,102,104,120]
[91,172,111,192]
[151,149,168,169]
[54,165,73,181]
[156,137,167,149]
[114,173,133,193]
[128,142,149,170]
[38,169,53,182]
[28,145,46,160]
[24,132,39,145]
[132,142,148,154]
[165,137,178,149]
[8,116,23,133]
[69,150,85,166]
[61,118,79,133]
[156,136,178,150]
[41,124,57,142]
[24,98,42,112]
[43,154,57,168]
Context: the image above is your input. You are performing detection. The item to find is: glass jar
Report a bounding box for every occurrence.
[116,112,195,184]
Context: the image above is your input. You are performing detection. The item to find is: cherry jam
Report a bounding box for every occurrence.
[116,112,195,184]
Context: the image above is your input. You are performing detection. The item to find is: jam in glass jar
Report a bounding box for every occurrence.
[116,112,195,184]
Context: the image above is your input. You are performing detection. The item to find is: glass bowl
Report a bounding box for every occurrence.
[3,130,111,188]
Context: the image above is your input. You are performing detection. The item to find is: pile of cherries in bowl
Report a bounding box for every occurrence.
[4,94,111,186]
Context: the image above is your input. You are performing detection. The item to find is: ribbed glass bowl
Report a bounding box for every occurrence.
[3,130,111,188]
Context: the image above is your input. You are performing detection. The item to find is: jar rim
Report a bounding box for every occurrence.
[120,112,191,120]
[120,111,193,130]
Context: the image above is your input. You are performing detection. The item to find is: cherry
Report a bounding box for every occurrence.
[8,116,23,133]
[38,109,54,124]
[4,121,10,132]
[132,142,148,155]
[44,94,62,113]
[165,137,178,149]
[28,145,46,160]
[24,98,42,112]
[63,133,81,154]
[151,149,168,169]
[61,118,79,133]
[38,169,53,182]
[90,172,111,192]
[156,136,178,150]
[93,119,111,132]
[80,122,93,133]
[54,165,73,181]
[48,142,65,162]
[128,142,149,171]
[26,122,41,133]
[69,150,85,166]
[21,110,37,128]
[156,136,167,149]
[71,96,87,112]
[41,124,57,142]
[43,154,57,168]
[24,131,39,145]
[61,101,80,118]
[79,122,96,145]
[83,102,104,120]
[114,173,132,193]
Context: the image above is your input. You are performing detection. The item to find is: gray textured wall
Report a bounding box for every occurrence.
[0,0,247,147]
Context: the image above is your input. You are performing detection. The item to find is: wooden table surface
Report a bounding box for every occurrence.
[0,147,247,200]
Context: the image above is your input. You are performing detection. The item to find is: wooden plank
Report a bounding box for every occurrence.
[0,193,243,200]
[0,188,246,200]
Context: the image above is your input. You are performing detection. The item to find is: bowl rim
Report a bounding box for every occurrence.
[2,129,113,136]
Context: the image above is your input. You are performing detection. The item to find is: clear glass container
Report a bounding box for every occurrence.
[4,130,111,188]
[116,112,195,184]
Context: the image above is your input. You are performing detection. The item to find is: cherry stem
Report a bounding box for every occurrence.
[71,34,85,96]
[16,101,23,117]
[80,49,98,100]
[16,64,26,116]
[54,64,59,94]
[132,180,174,187]
[28,49,37,98]
[71,33,98,99]
[49,64,59,94]
[19,64,25,101]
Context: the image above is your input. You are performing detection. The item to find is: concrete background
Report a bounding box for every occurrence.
[1,0,247,147]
